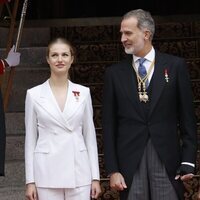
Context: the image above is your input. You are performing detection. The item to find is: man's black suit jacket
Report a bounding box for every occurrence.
[0,90,5,176]
[102,51,197,199]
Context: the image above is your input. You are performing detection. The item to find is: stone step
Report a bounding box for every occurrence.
[5,135,24,161]
[4,68,50,112]
[0,18,122,48]
[0,161,25,187]
[0,27,50,48]
[5,113,25,135]
[0,186,25,200]
[0,47,47,66]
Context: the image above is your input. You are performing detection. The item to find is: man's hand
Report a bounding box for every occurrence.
[175,173,194,181]
[5,45,20,67]
[175,164,195,181]
[110,172,127,191]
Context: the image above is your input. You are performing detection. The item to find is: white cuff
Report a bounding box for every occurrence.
[181,162,195,167]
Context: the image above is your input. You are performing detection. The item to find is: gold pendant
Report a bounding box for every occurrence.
[139,92,149,103]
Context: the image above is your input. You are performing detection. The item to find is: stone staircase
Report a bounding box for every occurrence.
[0,15,200,199]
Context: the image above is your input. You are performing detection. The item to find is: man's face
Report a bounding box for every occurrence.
[120,17,147,56]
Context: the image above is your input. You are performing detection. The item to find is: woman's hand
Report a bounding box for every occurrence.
[25,183,38,200]
[91,180,101,199]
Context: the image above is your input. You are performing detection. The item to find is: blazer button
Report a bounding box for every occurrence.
[53,130,57,135]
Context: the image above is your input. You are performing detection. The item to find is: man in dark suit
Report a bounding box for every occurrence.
[0,46,20,176]
[102,9,197,200]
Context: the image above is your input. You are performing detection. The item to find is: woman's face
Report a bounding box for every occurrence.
[47,42,74,75]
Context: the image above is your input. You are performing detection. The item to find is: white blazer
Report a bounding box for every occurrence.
[25,80,100,188]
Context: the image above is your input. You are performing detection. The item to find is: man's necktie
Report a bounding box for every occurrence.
[138,58,149,88]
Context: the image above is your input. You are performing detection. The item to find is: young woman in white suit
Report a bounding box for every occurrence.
[25,37,101,200]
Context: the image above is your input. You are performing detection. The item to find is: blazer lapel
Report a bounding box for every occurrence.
[148,52,167,118]
[35,80,72,131]
[118,58,145,120]
[62,80,85,121]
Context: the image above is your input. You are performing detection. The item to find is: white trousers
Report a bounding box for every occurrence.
[37,185,91,200]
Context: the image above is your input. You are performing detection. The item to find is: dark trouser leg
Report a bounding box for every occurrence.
[127,139,178,200]
[147,140,178,200]
[127,144,150,200]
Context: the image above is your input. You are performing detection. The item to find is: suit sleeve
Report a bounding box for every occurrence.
[25,90,38,184]
[102,67,119,175]
[177,58,197,169]
[82,89,100,180]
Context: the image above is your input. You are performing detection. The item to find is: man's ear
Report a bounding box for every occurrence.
[144,30,151,40]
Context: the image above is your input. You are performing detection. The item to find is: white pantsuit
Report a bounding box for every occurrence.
[37,185,91,200]
[25,80,100,190]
